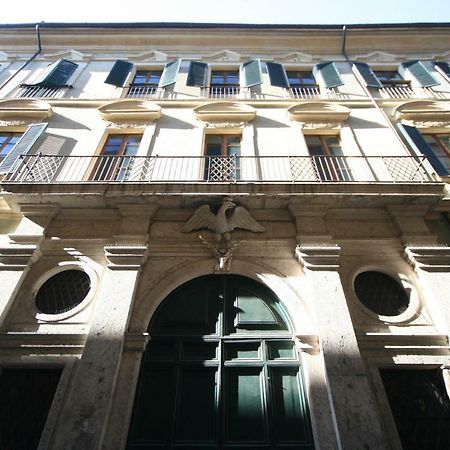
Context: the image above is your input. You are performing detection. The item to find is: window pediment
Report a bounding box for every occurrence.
[288,102,350,125]
[393,101,450,124]
[98,99,161,123]
[194,102,256,123]
[0,99,53,124]
[203,50,243,62]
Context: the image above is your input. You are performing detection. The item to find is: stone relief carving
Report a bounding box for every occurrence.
[182,198,264,271]
[0,120,28,126]
[413,120,450,128]
[205,121,246,129]
[300,122,341,129]
[107,121,146,129]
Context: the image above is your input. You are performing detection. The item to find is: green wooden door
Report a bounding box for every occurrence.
[127,275,314,449]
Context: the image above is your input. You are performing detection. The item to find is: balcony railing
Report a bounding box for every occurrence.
[3,154,437,184]
[379,85,449,100]
[15,85,69,99]
[202,86,241,99]
[126,84,160,99]
[288,86,348,100]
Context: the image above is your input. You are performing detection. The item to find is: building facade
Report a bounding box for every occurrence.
[0,22,450,449]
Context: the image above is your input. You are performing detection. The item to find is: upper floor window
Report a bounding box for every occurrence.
[421,133,450,174]
[0,132,22,164]
[127,70,162,98]
[305,134,352,181]
[209,70,240,98]
[286,70,317,87]
[204,134,241,181]
[373,70,409,86]
[91,134,142,181]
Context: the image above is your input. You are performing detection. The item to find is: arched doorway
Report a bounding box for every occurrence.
[126,275,314,449]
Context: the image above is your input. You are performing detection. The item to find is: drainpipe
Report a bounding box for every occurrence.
[341,24,412,155]
[0,23,42,92]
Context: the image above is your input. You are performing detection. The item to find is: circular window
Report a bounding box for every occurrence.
[354,271,409,317]
[35,270,91,314]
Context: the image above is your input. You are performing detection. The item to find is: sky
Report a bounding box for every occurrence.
[2,0,450,25]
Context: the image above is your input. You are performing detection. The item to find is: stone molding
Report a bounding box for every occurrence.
[124,332,150,352]
[294,334,320,354]
[295,245,340,271]
[405,246,450,272]
[0,244,38,269]
[98,99,161,124]
[104,245,148,270]
[393,100,450,123]
[0,99,53,123]
[194,102,256,123]
[288,102,350,124]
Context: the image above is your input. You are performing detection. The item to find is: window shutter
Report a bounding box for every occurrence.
[435,61,450,78]
[266,62,289,88]
[186,61,208,87]
[104,60,134,87]
[314,62,344,88]
[241,60,262,88]
[33,59,78,87]
[353,62,382,88]
[398,123,449,176]
[0,123,48,175]
[401,61,440,87]
[160,60,181,87]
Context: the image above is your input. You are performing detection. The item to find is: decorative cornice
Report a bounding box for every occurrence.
[0,99,53,123]
[300,122,342,130]
[98,99,161,124]
[288,102,350,124]
[0,245,38,269]
[104,245,148,270]
[393,100,450,122]
[124,332,150,352]
[205,121,246,129]
[295,245,340,271]
[405,246,450,271]
[194,102,256,123]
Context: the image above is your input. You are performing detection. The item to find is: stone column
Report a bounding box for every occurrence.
[296,245,388,450]
[405,246,450,335]
[50,245,147,450]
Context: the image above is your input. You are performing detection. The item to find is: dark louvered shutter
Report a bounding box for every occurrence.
[435,61,450,78]
[399,123,449,176]
[33,59,78,86]
[353,62,383,88]
[160,60,181,87]
[186,61,208,87]
[314,62,344,88]
[266,62,289,88]
[241,60,262,88]
[401,61,440,87]
[0,123,48,174]
[105,60,134,87]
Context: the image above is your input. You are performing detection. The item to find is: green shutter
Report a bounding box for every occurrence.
[0,123,48,175]
[160,60,181,87]
[401,60,440,87]
[32,59,78,87]
[186,61,208,87]
[353,62,382,88]
[104,60,134,87]
[266,62,289,88]
[435,61,450,78]
[241,60,262,88]
[314,62,344,88]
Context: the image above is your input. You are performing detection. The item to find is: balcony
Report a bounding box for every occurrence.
[15,85,69,99]
[126,84,160,99]
[2,154,437,184]
[288,86,349,100]
[378,84,449,100]
[202,86,241,100]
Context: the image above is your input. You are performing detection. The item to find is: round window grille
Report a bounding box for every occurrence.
[354,271,409,317]
[35,270,91,315]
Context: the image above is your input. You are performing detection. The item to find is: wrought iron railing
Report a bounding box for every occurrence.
[126,84,160,98]
[15,85,69,99]
[203,86,242,99]
[288,86,348,100]
[379,85,449,100]
[2,154,436,184]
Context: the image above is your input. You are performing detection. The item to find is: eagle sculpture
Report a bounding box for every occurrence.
[182,198,265,244]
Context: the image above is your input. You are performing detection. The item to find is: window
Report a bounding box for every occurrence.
[126,275,314,450]
[204,134,241,181]
[0,132,22,164]
[209,70,240,97]
[354,271,409,316]
[305,135,352,181]
[380,369,450,449]
[127,70,162,97]
[421,133,450,174]
[35,269,91,315]
[287,70,317,87]
[0,368,62,449]
[373,70,409,86]
[91,134,142,181]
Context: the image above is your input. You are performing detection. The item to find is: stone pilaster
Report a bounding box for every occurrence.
[405,246,450,335]
[296,244,388,450]
[50,245,147,450]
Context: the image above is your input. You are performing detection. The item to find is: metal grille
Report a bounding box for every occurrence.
[354,271,409,316]
[35,269,91,314]
[205,156,239,182]
[0,368,62,450]
[22,156,63,182]
[380,369,450,450]
[16,85,66,98]
[289,156,319,181]
[383,157,425,182]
